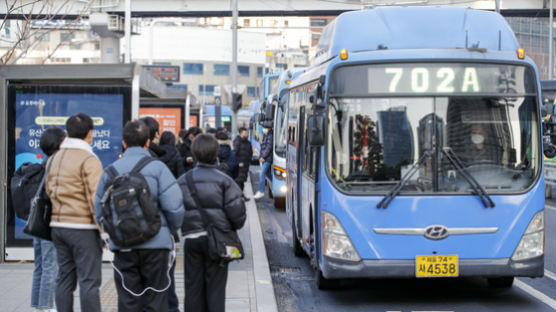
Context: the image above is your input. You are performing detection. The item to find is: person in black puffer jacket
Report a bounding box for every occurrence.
[178,127,202,173]
[159,131,185,178]
[233,127,253,193]
[177,133,246,312]
[216,129,238,178]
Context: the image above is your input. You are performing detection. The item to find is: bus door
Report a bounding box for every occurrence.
[301,113,318,255]
[295,106,306,240]
[286,105,298,232]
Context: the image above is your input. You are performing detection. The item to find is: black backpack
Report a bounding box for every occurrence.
[10,162,45,220]
[100,157,161,247]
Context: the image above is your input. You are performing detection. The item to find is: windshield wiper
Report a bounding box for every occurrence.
[377,151,432,209]
[442,147,495,208]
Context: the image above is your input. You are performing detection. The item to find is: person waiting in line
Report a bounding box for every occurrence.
[141,116,166,158]
[254,124,273,200]
[233,127,253,201]
[206,127,217,136]
[216,128,239,178]
[144,127,183,312]
[159,131,186,179]
[178,127,202,172]
[31,127,65,312]
[45,113,104,312]
[177,133,246,312]
[94,120,184,312]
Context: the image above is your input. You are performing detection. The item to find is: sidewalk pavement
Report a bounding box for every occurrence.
[0,176,278,312]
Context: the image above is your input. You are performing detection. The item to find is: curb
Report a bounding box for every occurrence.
[245,176,279,312]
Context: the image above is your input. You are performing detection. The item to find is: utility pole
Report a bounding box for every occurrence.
[495,0,500,13]
[231,0,238,136]
[125,0,131,63]
[550,0,554,79]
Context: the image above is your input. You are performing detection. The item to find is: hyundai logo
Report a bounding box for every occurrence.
[424,225,449,240]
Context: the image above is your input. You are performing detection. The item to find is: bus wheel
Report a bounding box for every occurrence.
[315,268,336,290]
[487,277,514,289]
[292,220,304,257]
[274,197,285,209]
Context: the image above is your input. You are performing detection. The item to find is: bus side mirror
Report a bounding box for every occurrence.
[307,114,325,146]
[262,120,273,129]
[265,102,276,121]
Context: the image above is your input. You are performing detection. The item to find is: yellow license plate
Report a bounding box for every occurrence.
[415,255,459,278]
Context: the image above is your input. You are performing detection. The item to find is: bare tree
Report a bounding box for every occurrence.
[0,0,91,64]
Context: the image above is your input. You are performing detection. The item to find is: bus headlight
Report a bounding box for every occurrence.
[512,210,544,261]
[322,211,360,262]
[274,167,286,180]
[279,185,287,194]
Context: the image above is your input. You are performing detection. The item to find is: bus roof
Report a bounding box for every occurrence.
[315,7,520,65]
[204,104,232,115]
[272,67,307,95]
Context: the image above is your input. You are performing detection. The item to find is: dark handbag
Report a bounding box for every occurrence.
[24,155,55,240]
[185,172,244,263]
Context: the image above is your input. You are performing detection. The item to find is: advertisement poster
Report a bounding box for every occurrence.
[140,107,182,136]
[189,115,198,128]
[11,86,126,241]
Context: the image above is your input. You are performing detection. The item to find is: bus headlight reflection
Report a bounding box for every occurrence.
[512,210,544,261]
[322,211,360,262]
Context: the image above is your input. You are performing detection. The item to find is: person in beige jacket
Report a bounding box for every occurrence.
[45,113,103,312]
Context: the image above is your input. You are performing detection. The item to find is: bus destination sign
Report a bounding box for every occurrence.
[330,63,535,96]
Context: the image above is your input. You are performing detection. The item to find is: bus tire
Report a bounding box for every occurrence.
[315,269,336,290]
[292,220,304,257]
[487,277,514,289]
[274,197,285,209]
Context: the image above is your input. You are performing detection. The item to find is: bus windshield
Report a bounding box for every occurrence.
[327,63,540,194]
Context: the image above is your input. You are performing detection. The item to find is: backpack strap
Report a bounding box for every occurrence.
[35,152,57,198]
[106,166,119,180]
[131,156,154,175]
[185,171,211,227]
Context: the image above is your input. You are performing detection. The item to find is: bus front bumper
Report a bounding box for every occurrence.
[322,255,544,279]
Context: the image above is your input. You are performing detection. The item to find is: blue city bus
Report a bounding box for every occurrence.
[286,7,545,289]
[203,104,233,132]
[267,68,307,208]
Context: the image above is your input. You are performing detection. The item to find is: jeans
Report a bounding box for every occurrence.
[31,237,58,309]
[51,228,103,312]
[258,161,272,192]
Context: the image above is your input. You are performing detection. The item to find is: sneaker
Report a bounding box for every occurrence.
[253,191,265,200]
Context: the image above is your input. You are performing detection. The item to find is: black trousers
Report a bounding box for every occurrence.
[235,164,250,191]
[184,236,228,312]
[113,249,170,312]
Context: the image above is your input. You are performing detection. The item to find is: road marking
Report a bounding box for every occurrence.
[515,279,556,310]
[546,204,556,211]
[545,269,556,282]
